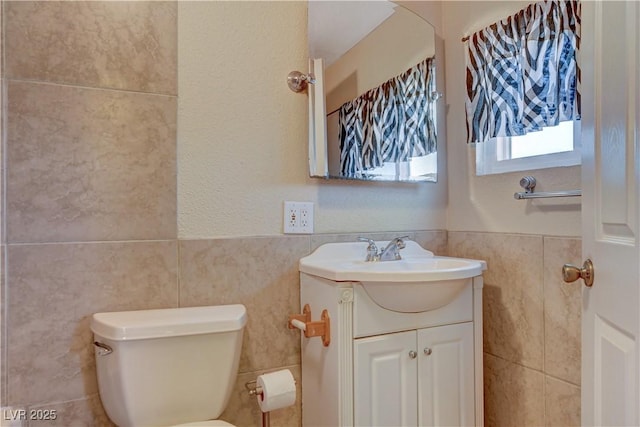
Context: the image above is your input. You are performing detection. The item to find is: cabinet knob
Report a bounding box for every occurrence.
[424,348,432,356]
[409,350,417,359]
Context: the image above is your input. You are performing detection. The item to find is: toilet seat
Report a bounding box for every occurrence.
[173,420,235,427]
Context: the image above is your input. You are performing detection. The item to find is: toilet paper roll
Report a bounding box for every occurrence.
[256,369,296,413]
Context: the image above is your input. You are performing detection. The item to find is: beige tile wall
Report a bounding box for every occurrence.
[177,236,307,427]
[4,1,177,94]
[6,81,177,243]
[7,242,178,406]
[0,0,4,410]
[2,1,179,425]
[449,232,582,427]
[2,230,445,427]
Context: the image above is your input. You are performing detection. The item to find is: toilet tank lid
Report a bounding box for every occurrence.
[90,305,247,341]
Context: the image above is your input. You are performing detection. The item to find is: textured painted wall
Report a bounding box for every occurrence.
[442,1,581,236]
[177,1,448,239]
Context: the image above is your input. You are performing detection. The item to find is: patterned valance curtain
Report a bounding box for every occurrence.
[465,0,580,144]
[339,57,436,177]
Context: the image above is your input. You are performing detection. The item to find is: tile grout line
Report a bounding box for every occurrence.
[1,1,6,407]
[5,239,178,247]
[4,77,177,99]
[176,238,181,308]
[483,350,545,376]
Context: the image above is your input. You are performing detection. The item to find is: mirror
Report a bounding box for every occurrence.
[308,1,438,182]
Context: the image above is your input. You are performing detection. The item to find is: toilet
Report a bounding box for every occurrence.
[90,304,247,427]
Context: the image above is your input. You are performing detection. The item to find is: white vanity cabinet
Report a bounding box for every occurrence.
[299,271,484,427]
[354,322,474,426]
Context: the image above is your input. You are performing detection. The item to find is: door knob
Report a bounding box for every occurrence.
[562,259,594,287]
[409,350,417,359]
[424,348,432,356]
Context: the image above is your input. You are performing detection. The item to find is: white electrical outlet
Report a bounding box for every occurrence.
[299,205,310,229]
[284,201,314,234]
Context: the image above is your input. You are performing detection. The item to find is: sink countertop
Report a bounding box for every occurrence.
[300,241,486,283]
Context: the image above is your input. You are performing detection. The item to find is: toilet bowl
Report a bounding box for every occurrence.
[90,305,247,427]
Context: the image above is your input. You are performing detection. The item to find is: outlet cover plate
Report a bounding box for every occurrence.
[284,201,314,234]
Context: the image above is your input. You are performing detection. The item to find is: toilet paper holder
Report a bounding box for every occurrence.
[245,380,264,397]
[244,381,269,427]
[288,304,331,347]
[245,373,297,427]
[244,377,297,397]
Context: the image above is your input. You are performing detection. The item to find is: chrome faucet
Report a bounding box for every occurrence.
[379,236,409,261]
[358,236,409,262]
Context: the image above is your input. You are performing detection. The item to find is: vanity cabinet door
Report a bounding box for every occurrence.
[354,331,418,427]
[418,322,475,427]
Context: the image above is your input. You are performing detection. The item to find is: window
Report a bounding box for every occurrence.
[475,121,581,176]
[464,1,580,176]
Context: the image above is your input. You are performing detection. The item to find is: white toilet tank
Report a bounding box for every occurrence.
[90,305,247,427]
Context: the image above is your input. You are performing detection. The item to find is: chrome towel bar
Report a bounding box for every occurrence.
[514,190,582,199]
[514,176,581,200]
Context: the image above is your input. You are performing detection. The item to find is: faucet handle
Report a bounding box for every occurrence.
[357,237,376,246]
[357,237,379,262]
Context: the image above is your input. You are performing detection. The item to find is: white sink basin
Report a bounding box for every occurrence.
[299,241,486,313]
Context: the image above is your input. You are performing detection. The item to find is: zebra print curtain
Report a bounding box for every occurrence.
[465,0,580,144]
[339,57,436,177]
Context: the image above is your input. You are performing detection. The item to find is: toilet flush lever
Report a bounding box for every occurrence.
[93,341,113,356]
